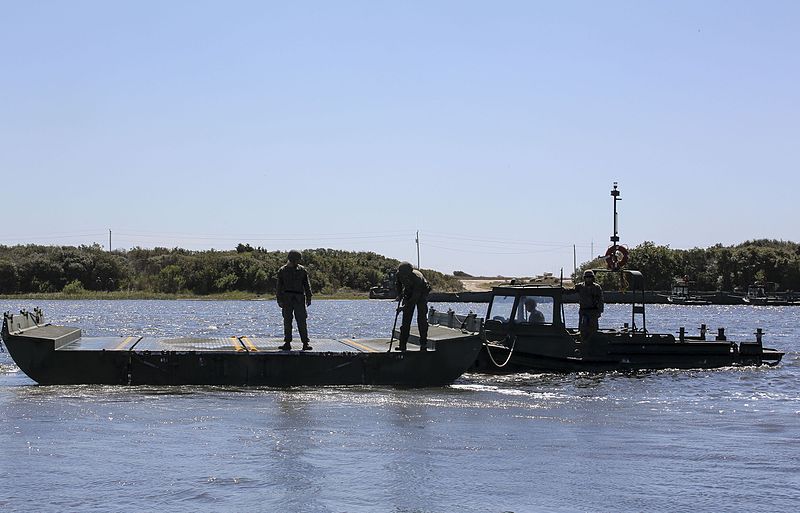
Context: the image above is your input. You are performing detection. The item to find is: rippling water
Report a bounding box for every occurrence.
[1,300,798,513]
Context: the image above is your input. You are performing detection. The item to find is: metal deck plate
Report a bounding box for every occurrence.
[341,338,391,352]
[242,337,384,352]
[342,338,430,352]
[61,336,141,351]
[53,336,425,353]
[134,337,245,352]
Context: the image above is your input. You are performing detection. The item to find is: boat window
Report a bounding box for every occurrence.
[516,295,553,324]
[487,295,516,323]
[672,284,688,297]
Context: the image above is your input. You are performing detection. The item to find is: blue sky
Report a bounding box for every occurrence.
[1,1,797,276]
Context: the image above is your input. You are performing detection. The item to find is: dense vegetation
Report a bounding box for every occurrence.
[0,244,463,296]
[3,239,797,297]
[574,240,800,291]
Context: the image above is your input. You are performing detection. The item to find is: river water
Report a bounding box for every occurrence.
[0,300,798,513]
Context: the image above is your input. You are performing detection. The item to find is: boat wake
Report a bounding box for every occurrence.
[451,382,567,400]
[0,362,20,374]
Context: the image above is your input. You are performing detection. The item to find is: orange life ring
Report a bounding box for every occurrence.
[605,245,629,269]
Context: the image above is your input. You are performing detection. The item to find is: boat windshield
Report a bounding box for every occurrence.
[672,284,688,297]
[515,295,553,324]
[488,295,515,323]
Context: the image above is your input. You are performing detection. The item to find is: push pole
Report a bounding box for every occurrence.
[387,299,403,352]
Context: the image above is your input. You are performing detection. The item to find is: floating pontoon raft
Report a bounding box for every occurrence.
[2,309,482,387]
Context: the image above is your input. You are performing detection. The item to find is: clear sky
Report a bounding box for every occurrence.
[1,1,797,277]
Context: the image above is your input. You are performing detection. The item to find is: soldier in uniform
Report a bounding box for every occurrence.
[395,261,432,352]
[575,269,604,340]
[276,250,313,351]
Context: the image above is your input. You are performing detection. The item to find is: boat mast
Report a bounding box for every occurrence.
[610,182,620,253]
[604,182,628,272]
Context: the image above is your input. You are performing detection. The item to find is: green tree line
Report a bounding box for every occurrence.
[574,239,800,291]
[0,244,463,295]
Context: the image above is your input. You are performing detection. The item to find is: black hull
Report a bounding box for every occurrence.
[473,348,785,374]
[2,315,481,387]
[470,331,784,374]
[3,340,476,386]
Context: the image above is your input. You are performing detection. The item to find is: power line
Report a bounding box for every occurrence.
[420,242,573,256]
[0,233,107,242]
[0,229,598,259]
[112,231,411,243]
[424,231,594,248]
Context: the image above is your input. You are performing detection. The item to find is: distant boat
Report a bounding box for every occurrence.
[744,282,800,306]
[668,278,711,305]
[368,269,398,299]
[368,285,397,300]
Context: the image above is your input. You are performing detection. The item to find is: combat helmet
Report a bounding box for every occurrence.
[288,250,302,263]
[397,261,413,275]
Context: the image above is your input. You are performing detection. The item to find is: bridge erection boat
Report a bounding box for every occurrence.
[418,184,785,373]
[1,309,481,387]
[448,277,784,373]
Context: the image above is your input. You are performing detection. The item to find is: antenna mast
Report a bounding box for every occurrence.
[604,182,628,271]
[610,182,620,252]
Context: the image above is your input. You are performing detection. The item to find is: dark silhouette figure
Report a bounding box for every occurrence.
[395,262,432,351]
[575,269,604,341]
[276,250,313,350]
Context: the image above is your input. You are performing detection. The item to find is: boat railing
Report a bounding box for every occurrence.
[428,307,483,332]
[2,308,46,338]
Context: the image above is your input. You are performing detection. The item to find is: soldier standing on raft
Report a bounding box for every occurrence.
[276,250,313,351]
[575,269,604,341]
[395,261,432,352]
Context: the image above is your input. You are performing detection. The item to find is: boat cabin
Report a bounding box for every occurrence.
[483,270,648,343]
[668,277,711,304]
[747,282,777,300]
[486,285,565,329]
[671,282,690,300]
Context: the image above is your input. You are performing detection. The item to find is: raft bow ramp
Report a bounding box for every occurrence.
[2,311,481,387]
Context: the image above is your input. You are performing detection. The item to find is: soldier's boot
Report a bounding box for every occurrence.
[302,342,313,351]
[419,342,428,352]
[395,342,407,352]
[279,342,292,351]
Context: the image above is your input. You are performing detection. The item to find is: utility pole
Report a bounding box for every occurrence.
[108,229,111,252]
[573,244,577,274]
[415,230,420,269]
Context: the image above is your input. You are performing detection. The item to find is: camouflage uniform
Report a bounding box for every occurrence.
[395,262,431,351]
[575,271,604,340]
[276,258,313,346]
